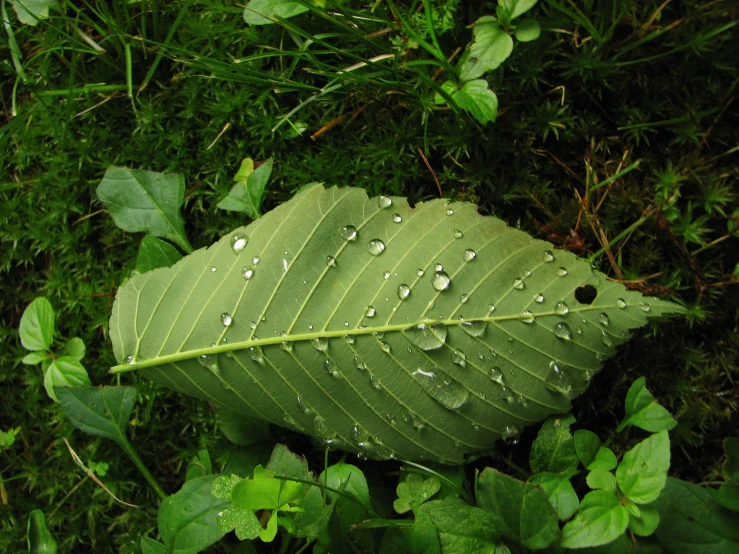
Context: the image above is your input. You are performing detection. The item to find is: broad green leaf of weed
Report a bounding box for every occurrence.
[379,512,441,554]
[56,386,136,446]
[244,0,312,26]
[514,19,540,42]
[394,474,441,514]
[110,185,685,463]
[655,477,739,553]
[586,468,617,493]
[420,498,499,553]
[96,167,192,253]
[560,490,629,548]
[476,468,559,549]
[158,475,229,552]
[615,431,670,504]
[319,461,371,509]
[627,502,660,536]
[574,429,601,467]
[459,17,513,81]
[140,536,169,554]
[616,377,677,432]
[27,509,57,554]
[20,297,54,351]
[293,486,334,538]
[265,443,313,482]
[10,0,53,25]
[0,428,20,448]
[136,236,184,274]
[44,357,90,401]
[217,158,273,219]
[63,338,85,361]
[232,465,303,510]
[211,474,242,500]
[716,484,739,512]
[530,414,578,473]
[529,469,579,521]
[435,80,499,125]
[499,0,538,20]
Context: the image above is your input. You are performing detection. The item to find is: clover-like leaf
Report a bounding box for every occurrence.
[110,185,684,463]
[394,474,441,514]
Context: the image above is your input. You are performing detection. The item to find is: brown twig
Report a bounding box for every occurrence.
[417,148,443,197]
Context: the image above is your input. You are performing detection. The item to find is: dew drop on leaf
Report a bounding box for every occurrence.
[616,298,627,309]
[326,256,337,267]
[280,340,293,352]
[417,268,425,277]
[252,256,260,265]
[369,374,381,389]
[463,249,476,262]
[247,345,263,363]
[378,195,392,209]
[404,323,447,351]
[353,356,366,371]
[198,354,217,371]
[502,425,520,444]
[379,341,391,354]
[367,239,386,256]
[413,369,469,410]
[243,268,254,280]
[340,225,358,241]
[312,337,329,352]
[517,395,528,407]
[598,313,610,326]
[230,233,248,254]
[461,320,486,337]
[434,263,443,272]
[489,367,504,383]
[344,334,355,345]
[324,358,339,377]
[543,250,555,262]
[432,271,451,291]
[460,293,469,304]
[314,416,337,440]
[512,278,525,290]
[365,305,376,318]
[556,267,568,277]
[446,208,454,216]
[452,349,466,366]
[453,229,463,239]
[520,310,535,323]
[352,424,370,447]
[545,361,573,395]
[220,312,233,326]
[397,284,411,300]
[553,322,572,340]
[533,293,545,303]
[555,301,569,315]
[602,330,613,347]
[639,302,651,312]
[392,213,402,223]
[297,396,313,415]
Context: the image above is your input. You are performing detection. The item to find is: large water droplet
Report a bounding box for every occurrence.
[220,312,233,326]
[397,284,411,300]
[452,349,466,367]
[392,213,402,223]
[243,268,254,280]
[365,305,376,318]
[556,267,568,277]
[379,341,391,354]
[326,255,337,267]
[555,301,569,315]
[463,249,476,262]
[513,278,525,290]
[404,323,447,350]
[461,320,487,337]
[367,239,386,256]
[446,207,454,216]
[545,361,573,395]
[553,322,572,340]
[280,339,293,352]
[520,310,535,324]
[230,233,248,254]
[352,424,370,447]
[199,354,218,372]
[247,345,263,363]
[502,425,520,445]
[489,366,504,383]
[616,298,627,309]
[453,229,463,239]
[638,302,651,312]
[598,313,610,326]
[252,257,260,265]
[313,416,336,440]
[340,225,358,241]
[313,338,329,352]
[432,271,451,291]
[416,268,425,277]
[353,356,366,370]
[543,250,555,262]
[297,396,313,415]
[413,368,469,410]
[378,195,392,209]
[324,358,339,377]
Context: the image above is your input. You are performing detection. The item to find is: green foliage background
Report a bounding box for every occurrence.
[1,0,737,551]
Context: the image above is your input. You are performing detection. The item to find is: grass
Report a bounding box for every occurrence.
[1,0,738,551]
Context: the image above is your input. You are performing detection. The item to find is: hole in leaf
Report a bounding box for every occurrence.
[575,285,597,304]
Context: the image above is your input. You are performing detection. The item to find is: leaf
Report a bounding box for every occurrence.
[27,509,58,554]
[217,158,273,220]
[265,443,313,482]
[22,351,49,365]
[44,357,91,402]
[459,17,514,81]
[137,235,184,274]
[499,0,538,20]
[380,513,441,554]
[56,386,137,447]
[586,468,617,493]
[293,486,335,538]
[723,437,739,481]
[655,477,739,553]
[436,80,499,125]
[476,468,559,549]
[140,536,170,554]
[109,185,685,464]
[20,297,54,351]
[63,338,86,361]
[615,431,670,504]
[10,0,53,26]
[244,0,311,25]
[96,166,193,253]
[560,490,629,548]
[628,502,660,536]
[529,414,578,473]
[574,429,601,467]
[216,506,261,540]
[319,461,371,510]
[589,446,618,471]
[616,377,677,432]
[158,475,229,553]
[514,18,540,42]
[420,498,500,553]
[529,469,579,521]
[394,474,441,514]
[716,483,739,512]
[186,449,212,482]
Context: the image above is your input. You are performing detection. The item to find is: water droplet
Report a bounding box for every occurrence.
[446,208,454,216]
[520,310,535,323]
[413,368,469,410]
[340,225,358,241]
[598,313,610,326]
[488,304,496,313]
[365,305,376,318]
[392,213,402,223]
[404,323,447,351]
[533,293,545,303]
[379,341,391,354]
[501,386,515,403]
[432,271,451,291]
[453,229,463,239]
[198,354,218,371]
[378,195,392,209]
[252,256,260,265]
[517,395,528,407]
[488,366,504,383]
[523,270,532,277]
[343,334,355,345]
[326,255,337,267]
[462,249,477,262]
[545,361,573,395]
[369,374,381,389]
[367,239,385,256]
[312,337,329,352]
[602,330,613,347]
[513,278,525,290]
[502,425,520,445]
[230,233,248,254]
[414,269,425,278]
[461,320,487,337]
[553,322,572,340]
[374,331,385,339]
[556,267,568,277]
[308,324,314,330]
[125,355,134,364]
[452,349,466,366]
[555,301,569,315]
[314,416,336,439]
[638,302,651,312]
[434,263,443,272]
[220,312,233,326]
[616,298,627,309]
[576,326,583,335]
[280,339,293,352]
[247,345,263,363]
[353,356,366,370]
[210,266,217,272]
[397,284,411,300]
[297,396,313,415]
[324,358,339,377]
[459,293,469,304]
[352,424,370,447]
[543,250,555,262]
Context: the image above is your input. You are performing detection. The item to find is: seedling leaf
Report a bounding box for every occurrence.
[10,0,53,26]
[420,498,500,552]
[617,376,677,432]
[616,431,670,504]
[499,0,538,20]
[44,357,91,402]
[20,297,54,352]
[27,509,57,554]
[379,512,441,554]
[514,19,540,42]
[530,414,578,473]
[459,17,514,81]
[560,490,628,548]
[529,469,579,521]
[63,338,85,361]
[217,158,273,219]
